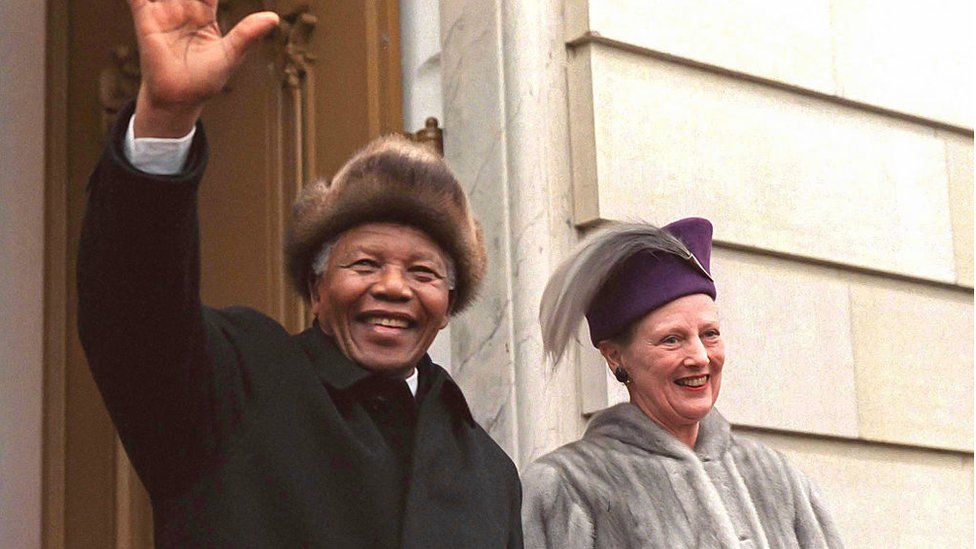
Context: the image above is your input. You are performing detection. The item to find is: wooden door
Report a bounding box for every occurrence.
[44,1,404,546]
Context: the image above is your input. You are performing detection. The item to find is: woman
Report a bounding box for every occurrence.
[521,218,842,548]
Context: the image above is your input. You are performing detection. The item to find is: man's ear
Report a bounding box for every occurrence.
[439,290,456,330]
[308,277,322,317]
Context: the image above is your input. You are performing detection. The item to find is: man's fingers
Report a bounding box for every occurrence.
[223,11,280,63]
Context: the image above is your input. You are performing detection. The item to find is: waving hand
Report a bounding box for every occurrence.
[129,0,279,137]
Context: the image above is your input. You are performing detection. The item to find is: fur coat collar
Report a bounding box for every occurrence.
[585,400,732,461]
[522,403,843,549]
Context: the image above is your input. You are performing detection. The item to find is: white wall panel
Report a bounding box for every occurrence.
[945,133,974,287]
[711,248,859,438]
[850,279,974,451]
[566,0,836,94]
[566,0,973,128]
[830,0,973,128]
[745,430,974,549]
[569,44,958,284]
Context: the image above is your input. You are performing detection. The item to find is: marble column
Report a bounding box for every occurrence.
[440,0,586,467]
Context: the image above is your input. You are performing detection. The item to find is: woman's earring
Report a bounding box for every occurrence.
[613,367,632,385]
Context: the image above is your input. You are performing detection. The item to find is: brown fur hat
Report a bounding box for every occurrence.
[285,134,486,313]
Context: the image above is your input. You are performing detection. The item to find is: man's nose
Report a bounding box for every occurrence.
[371,266,412,300]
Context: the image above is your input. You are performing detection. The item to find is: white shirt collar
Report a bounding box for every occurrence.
[405,367,419,397]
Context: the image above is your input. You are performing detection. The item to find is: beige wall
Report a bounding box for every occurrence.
[566,0,973,129]
[0,0,47,547]
[566,0,974,546]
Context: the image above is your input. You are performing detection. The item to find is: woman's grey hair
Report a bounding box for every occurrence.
[539,222,695,365]
[311,235,457,289]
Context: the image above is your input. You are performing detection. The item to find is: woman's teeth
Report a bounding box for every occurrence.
[675,375,708,388]
[367,316,410,328]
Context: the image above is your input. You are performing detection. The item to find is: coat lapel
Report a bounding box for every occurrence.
[401,364,499,548]
[293,322,372,390]
[295,324,490,548]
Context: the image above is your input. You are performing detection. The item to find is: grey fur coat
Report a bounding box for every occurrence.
[522,403,843,548]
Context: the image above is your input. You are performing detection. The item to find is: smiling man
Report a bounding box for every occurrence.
[76,1,522,547]
[309,223,451,371]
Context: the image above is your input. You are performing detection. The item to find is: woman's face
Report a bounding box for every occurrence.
[599,294,725,438]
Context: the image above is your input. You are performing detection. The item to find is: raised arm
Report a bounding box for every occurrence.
[77,0,278,496]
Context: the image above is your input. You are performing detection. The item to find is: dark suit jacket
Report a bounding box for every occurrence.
[77,102,523,548]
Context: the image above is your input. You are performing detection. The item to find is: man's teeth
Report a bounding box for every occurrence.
[675,375,708,387]
[367,316,410,328]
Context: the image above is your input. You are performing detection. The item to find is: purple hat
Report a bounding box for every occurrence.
[585,217,716,345]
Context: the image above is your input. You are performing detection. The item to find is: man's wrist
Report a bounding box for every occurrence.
[133,87,203,138]
[124,115,195,175]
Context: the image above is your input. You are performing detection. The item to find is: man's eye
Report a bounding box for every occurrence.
[660,335,680,345]
[408,267,441,283]
[703,329,721,339]
[346,259,379,271]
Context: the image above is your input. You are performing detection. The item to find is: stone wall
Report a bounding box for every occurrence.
[440,0,973,546]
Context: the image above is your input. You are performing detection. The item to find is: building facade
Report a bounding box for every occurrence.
[440,1,973,547]
[1,0,972,546]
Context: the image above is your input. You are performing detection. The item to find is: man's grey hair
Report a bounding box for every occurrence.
[311,238,339,277]
[539,222,695,365]
[311,234,457,290]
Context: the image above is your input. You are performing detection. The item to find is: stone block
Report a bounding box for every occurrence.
[831,0,973,128]
[944,133,974,287]
[568,44,958,284]
[565,0,836,94]
[567,46,600,226]
[850,279,974,451]
[566,0,973,127]
[742,430,974,548]
[711,248,859,438]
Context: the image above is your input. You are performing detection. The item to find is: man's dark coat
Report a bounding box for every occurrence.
[77,104,523,548]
